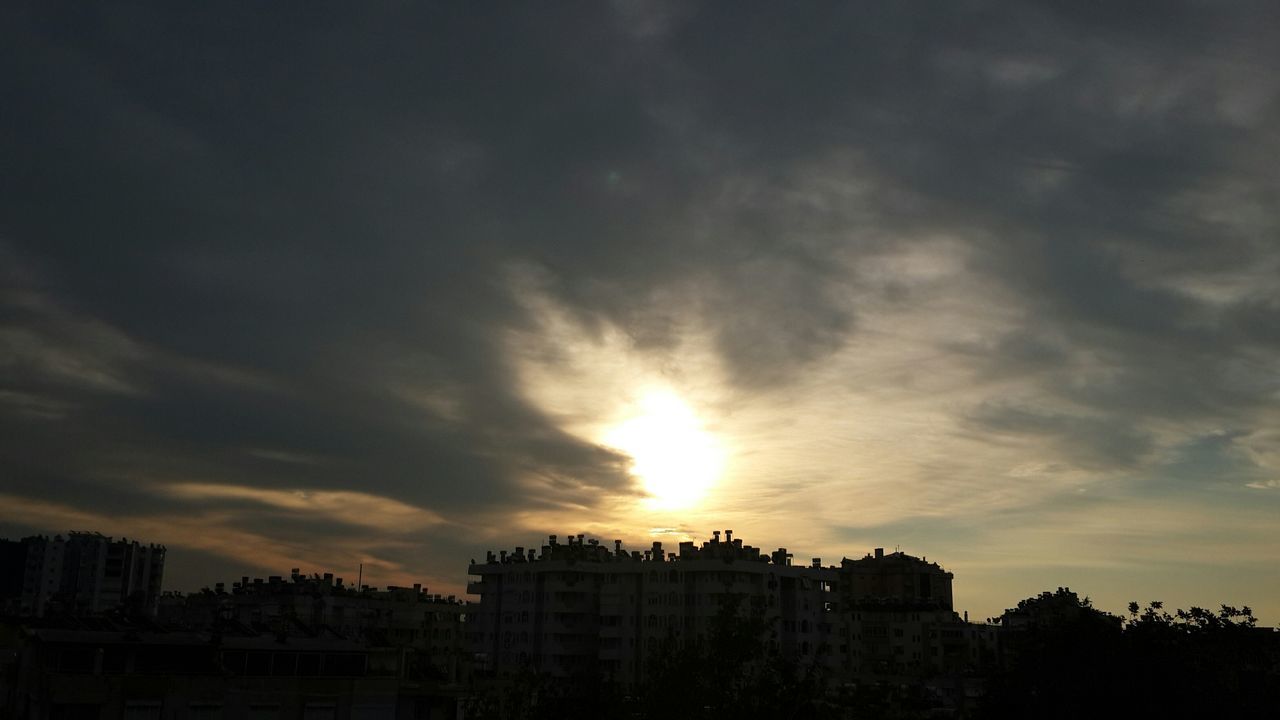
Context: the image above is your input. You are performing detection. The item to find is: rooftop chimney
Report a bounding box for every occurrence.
[725,529,733,543]
[874,547,884,559]
[712,530,721,542]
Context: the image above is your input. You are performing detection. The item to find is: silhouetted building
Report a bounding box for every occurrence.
[0,568,472,719]
[829,548,998,711]
[0,539,26,610]
[467,530,838,686]
[1,615,458,719]
[839,547,954,609]
[466,530,997,694]
[159,569,467,685]
[0,532,165,618]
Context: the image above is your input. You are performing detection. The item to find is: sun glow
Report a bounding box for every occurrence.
[603,390,727,510]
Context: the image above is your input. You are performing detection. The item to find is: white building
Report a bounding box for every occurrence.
[2,532,165,617]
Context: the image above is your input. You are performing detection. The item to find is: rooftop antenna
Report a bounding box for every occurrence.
[358,562,363,591]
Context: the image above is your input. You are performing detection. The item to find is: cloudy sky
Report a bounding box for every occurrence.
[3,2,1278,623]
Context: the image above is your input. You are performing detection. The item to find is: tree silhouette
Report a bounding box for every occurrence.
[979,592,1280,720]
[639,591,829,720]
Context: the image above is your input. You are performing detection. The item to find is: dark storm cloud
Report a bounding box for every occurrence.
[2,3,666,519]
[2,1,1279,585]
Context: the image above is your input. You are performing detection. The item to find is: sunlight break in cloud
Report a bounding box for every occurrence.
[602,388,727,511]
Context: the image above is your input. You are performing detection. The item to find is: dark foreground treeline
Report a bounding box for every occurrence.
[981,597,1279,720]
[463,591,1280,720]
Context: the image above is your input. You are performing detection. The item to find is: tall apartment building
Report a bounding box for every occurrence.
[467,531,995,689]
[0,532,165,617]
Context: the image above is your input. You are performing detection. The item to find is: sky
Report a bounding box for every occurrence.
[2,2,1278,625]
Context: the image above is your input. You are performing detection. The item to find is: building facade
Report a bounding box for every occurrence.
[0,532,165,618]
[466,530,995,691]
[2,618,458,720]
[467,530,836,686]
[833,547,1000,702]
[158,569,468,685]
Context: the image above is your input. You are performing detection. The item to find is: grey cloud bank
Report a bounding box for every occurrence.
[2,2,1278,620]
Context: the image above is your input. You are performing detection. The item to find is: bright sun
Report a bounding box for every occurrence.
[602,389,727,510]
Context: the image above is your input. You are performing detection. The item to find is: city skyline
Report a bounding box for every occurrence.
[3,2,1279,629]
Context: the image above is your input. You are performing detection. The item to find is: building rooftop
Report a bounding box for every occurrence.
[474,529,823,568]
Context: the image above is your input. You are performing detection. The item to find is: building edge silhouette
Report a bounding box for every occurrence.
[1,528,1276,718]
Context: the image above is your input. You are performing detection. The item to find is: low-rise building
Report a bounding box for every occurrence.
[1,615,458,719]
[159,569,467,685]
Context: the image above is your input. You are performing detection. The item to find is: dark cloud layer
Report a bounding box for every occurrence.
[2,2,1278,590]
